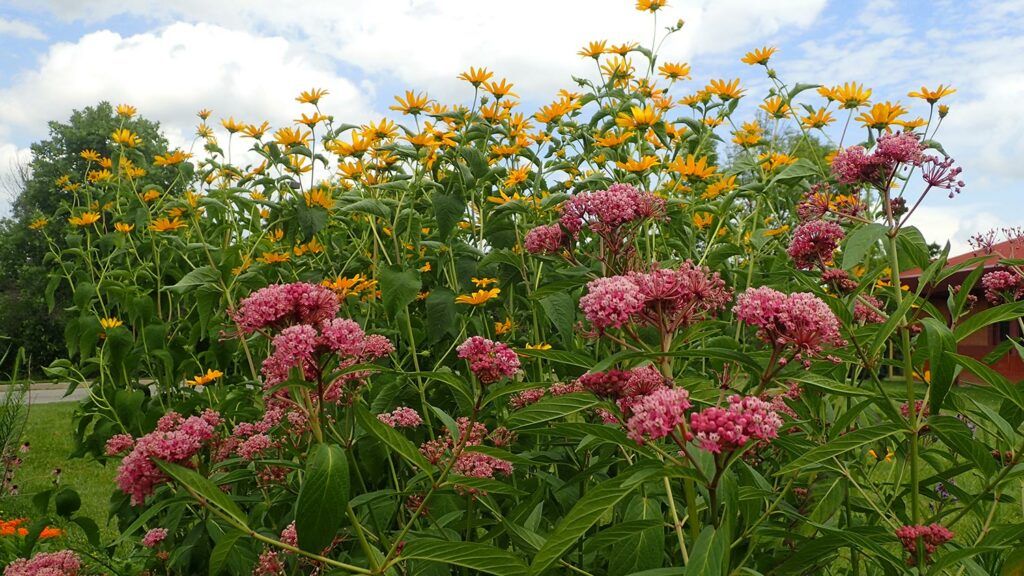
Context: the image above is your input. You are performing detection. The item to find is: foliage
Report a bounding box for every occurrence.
[10,6,1024,576]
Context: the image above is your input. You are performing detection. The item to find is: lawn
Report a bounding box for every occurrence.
[0,402,117,537]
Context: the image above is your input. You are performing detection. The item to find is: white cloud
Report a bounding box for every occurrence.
[0,143,32,217]
[0,17,46,40]
[910,205,1013,255]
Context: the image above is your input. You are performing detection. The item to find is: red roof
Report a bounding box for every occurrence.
[903,238,1024,280]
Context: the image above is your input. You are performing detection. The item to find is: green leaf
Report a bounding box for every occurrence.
[341,198,391,219]
[432,192,466,239]
[71,516,101,548]
[155,461,247,525]
[380,265,421,316]
[209,528,247,576]
[768,158,820,186]
[425,288,457,344]
[354,405,434,475]
[530,473,641,574]
[954,301,1024,342]
[54,488,81,518]
[777,424,904,474]
[842,223,887,270]
[920,318,957,413]
[684,527,720,576]
[929,415,997,477]
[515,348,593,368]
[295,443,350,553]
[788,372,876,397]
[401,539,529,576]
[951,353,1024,411]
[165,265,221,294]
[538,293,575,347]
[506,393,597,430]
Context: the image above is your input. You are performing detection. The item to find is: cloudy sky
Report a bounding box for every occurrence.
[1,0,1022,252]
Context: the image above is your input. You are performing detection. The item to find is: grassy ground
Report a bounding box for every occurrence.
[0,402,117,537]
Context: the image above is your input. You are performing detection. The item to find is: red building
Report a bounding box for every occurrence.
[901,238,1024,383]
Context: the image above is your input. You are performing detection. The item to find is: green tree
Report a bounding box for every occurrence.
[0,102,170,378]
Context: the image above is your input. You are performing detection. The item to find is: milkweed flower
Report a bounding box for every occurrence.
[689,395,783,454]
[734,287,845,367]
[231,282,340,333]
[895,524,953,565]
[921,155,965,197]
[523,224,565,254]
[559,183,663,236]
[142,528,168,548]
[875,131,923,165]
[3,550,81,576]
[625,387,692,444]
[579,276,644,330]
[786,220,845,269]
[981,270,1024,304]
[628,262,732,330]
[104,434,135,456]
[377,407,424,428]
[456,336,520,384]
[853,294,886,324]
[831,146,886,185]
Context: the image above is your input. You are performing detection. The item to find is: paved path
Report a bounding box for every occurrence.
[1,382,89,404]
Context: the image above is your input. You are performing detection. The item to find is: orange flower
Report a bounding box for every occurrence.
[458,67,494,87]
[186,369,223,387]
[149,217,186,232]
[741,46,777,66]
[68,212,101,227]
[456,288,500,305]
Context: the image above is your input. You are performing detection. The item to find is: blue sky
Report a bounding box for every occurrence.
[1,0,1022,252]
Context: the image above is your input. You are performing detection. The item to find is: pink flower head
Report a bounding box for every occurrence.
[625,387,692,444]
[822,268,857,293]
[895,524,953,565]
[578,369,633,399]
[787,220,844,269]
[629,262,732,329]
[104,433,135,456]
[231,282,339,334]
[142,528,168,548]
[734,287,846,367]
[280,521,298,546]
[377,407,424,428]
[579,275,644,330]
[875,131,923,166]
[509,388,546,410]
[4,550,81,576]
[853,294,886,324]
[981,270,1023,305]
[921,155,965,197]
[524,224,566,254]
[689,395,783,454]
[261,324,319,386]
[831,145,887,185]
[457,336,521,384]
[559,183,663,236]
[418,417,512,490]
[236,433,274,460]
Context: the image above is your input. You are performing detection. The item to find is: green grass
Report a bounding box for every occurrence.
[0,402,117,537]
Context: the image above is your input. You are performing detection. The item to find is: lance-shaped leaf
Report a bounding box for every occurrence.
[295,443,350,553]
[401,539,530,576]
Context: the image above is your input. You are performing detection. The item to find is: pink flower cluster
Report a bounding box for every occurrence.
[853,294,886,324]
[982,270,1024,305]
[875,131,924,165]
[831,146,888,185]
[104,433,135,456]
[142,527,168,548]
[115,410,222,505]
[822,268,857,293]
[523,224,566,254]
[796,184,865,222]
[3,551,81,576]
[921,155,965,197]
[231,282,339,334]
[689,395,783,454]
[509,381,583,410]
[419,418,513,483]
[625,387,692,444]
[261,318,394,387]
[786,220,844,269]
[734,287,846,367]
[456,336,520,384]
[580,262,731,332]
[895,524,953,565]
[558,183,663,237]
[377,407,424,428]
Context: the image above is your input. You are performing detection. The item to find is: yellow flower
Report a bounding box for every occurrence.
[186,369,223,387]
[801,108,835,129]
[149,217,186,232]
[322,275,378,299]
[759,96,791,119]
[593,130,634,147]
[525,342,552,350]
[534,99,574,124]
[856,101,907,130]
[153,150,192,166]
[197,108,212,120]
[617,156,660,173]
[257,251,291,264]
[29,217,48,230]
[504,164,531,188]
[274,127,311,148]
[494,317,515,335]
[296,88,329,105]
[111,128,140,147]
[702,175,737,200]
[908,84,955,104]
[304,188,334,210]
[693,212,713,229]
[898,117,927,130]
[615,105,661,129]
[609,42,638,56]
[636,0,667,12]
[658,61,691,81]
[938,104,949,118]
[141,190,161,202]
[601,56,635,84]
[456,288,501,305]
[669,154,717,180]
[221,117,246,133]
[243,121,271,139]
[577,40,607,59]
[80,149,101,162]
[361,119,398,141]
[390,90,431,115]
[483,78,517,100]
[419,262,432,272]
[458,66,494,87]
[116,104,137,118]
[68,212,101,227]
[114,222,134,233]
[831,82,872,109]
[763,225,790,237]
[296,112,329,127]
[741,46,777,66]
[472,277,499,288]
[760,152,797,171]
[705,78,744,100]
[100,317,123,330]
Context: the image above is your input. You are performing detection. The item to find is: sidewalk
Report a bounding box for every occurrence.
[0,382,89,404]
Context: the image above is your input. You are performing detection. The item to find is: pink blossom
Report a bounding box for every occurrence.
[853,294,886,324]
[253,550,284,576]
[875,131,923,165]
[734,287,846,366]
[982,270,1024,305]
[418,418,512,486]
[524,224,566,254]
[456,336,521,384]
[822,268,857,293]
[578,369,633,399]
[509,388,546,409]
[141,528,168,548]
[549,381,584,395]
[559,183,663,236]
[787,220,845,269]
[579,276,644,330]
[236,434,274,460]
[831,146,886,185]
[625,387,691,444]
[895,524,953,566]
[629,262,732,329]
[280,522,298,546]
[104,434,135,456]
[921,155,965,197]
[261,324,319,386]
[689,395,783,454]
[3,550,81,576]
[377,407,424,428]
[231,282,339,333]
